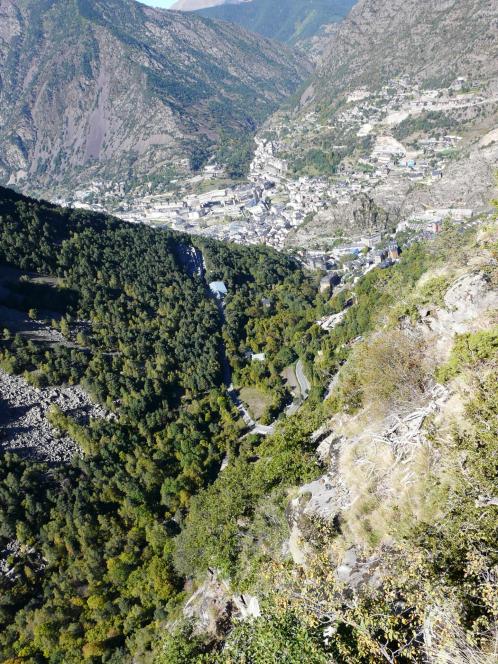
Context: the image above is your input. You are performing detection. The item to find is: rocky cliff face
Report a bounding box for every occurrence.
[0,0,310,194]
[290,238,498,573]
[286,193,394,248]
[274,226,498,661]
[279,0,498,248]
[311,0,498,100]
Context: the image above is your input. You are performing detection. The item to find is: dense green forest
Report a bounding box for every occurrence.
[1,185,496,663]
[197,237,323,420]
[214,131,256,179]
[0,186,319,662]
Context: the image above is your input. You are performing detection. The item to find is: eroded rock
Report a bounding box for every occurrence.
[0,369,109,462]
[183,570,260,637]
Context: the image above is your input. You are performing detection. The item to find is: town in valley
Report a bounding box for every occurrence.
[57,76,496,287]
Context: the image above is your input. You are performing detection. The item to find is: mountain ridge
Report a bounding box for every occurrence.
[171,0,243,10]
[0,0,310,195]
[308,0,498,103]
[195,0,356,45]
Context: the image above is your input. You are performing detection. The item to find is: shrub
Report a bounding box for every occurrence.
[334,329,432,416]
[436,327,498,382]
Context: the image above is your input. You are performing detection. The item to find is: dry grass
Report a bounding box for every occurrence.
[425,607,498,664]
[239,386,272,421]
[333,328,434,423]
[338,432,438,549]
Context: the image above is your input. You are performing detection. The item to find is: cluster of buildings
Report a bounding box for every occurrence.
[295,235,402,301]
[398,208,474,234]
[301,204,482,298]
[105,138,340,249]
[55,76,491,264]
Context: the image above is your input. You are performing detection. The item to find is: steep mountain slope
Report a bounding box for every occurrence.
[196,0,356,45]
[259,0,498,249]
[0,184,319,662]
[310,0,498,101]
[159,216,498,662]
[0,0,310,195]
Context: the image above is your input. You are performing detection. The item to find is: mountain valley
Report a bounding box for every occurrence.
[0,0,497,662]
[195,0,356,47]
[0,0,309,195]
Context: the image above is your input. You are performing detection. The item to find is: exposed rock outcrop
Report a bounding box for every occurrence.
[287,264,497,587]
[183,570,260,637]
[418,271,498,362]
[313,0,498,101]
[0,369,108,462]
[287,193,394,248]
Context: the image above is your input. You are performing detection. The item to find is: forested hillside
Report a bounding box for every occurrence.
[157,211,498,662]
[1,0,497,659]
[0,188,497,662]
[196,0,356,45]
[0,186,320,662]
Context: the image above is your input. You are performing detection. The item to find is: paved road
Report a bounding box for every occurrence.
[198,247,303,437]
[229,385,275,436]
[295,359,311,399]
[198,250,275,437]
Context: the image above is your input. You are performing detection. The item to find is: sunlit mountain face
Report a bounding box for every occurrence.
[0,0,310,197]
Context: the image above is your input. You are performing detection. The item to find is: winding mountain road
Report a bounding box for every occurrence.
[177,241,306,437]
[182,242,276,436]
[295,359,311,399]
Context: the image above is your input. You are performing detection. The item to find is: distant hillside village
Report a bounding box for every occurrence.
[57,76,495,290]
